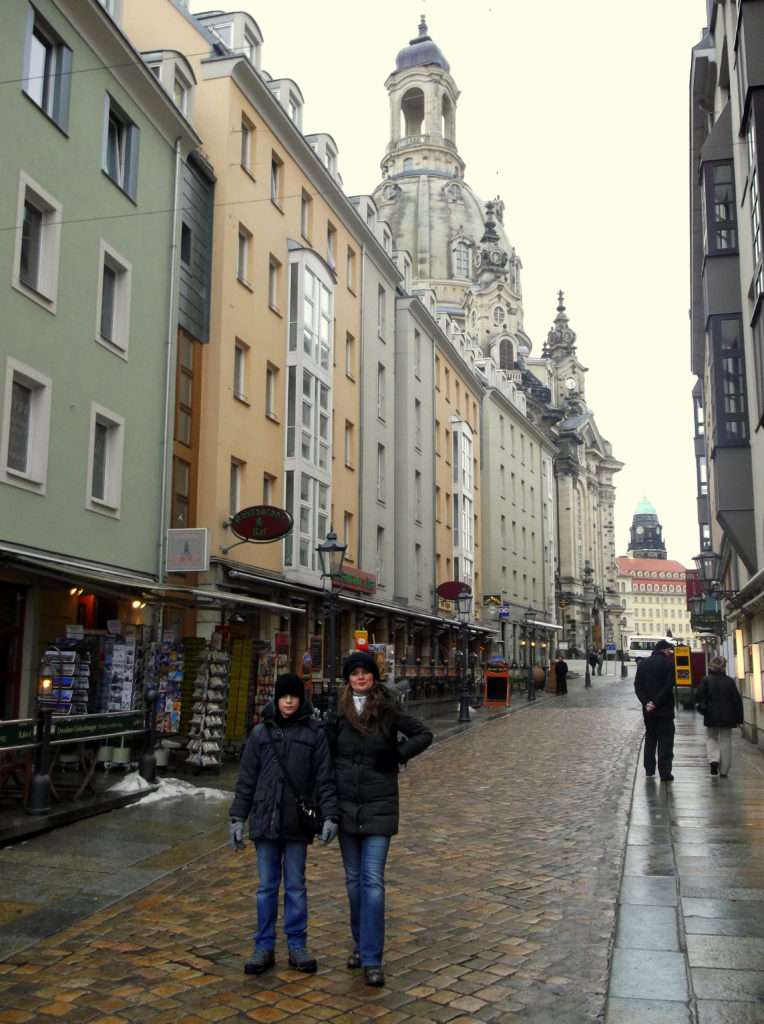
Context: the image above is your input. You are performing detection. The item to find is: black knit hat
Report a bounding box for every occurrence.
[341,651,380,681]
[653,640,674,654]
[274,673,305,702]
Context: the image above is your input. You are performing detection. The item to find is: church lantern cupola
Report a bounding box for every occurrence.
[381,17,464,180]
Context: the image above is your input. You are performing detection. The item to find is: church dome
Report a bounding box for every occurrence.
[395,17,450,72]
[635,496,656,516]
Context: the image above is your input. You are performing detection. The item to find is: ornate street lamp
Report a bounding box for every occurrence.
[455,590,472,723]
[693,551,721,583]
[316,528,347,713]
[582,561,594,688]
[524,609,537,702]
[27,653,57,816]
[620,615,628,679]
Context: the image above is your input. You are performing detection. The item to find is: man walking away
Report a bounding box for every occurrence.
[555,654,568,695]
[634,640,676,781]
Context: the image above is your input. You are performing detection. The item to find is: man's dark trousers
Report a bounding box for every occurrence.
[644,717,675,778]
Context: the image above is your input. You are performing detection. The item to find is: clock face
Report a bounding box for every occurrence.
[564,376,577,391]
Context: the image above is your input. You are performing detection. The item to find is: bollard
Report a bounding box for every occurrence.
[139,687,158,783]
[26,708,53,815]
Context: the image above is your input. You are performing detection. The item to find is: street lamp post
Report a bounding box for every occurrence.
[316,528,347,714]
[582,561,594,688]
[524,610,537,702]
[620,615,628,678]
[27,654,55,816]
[455,591,472,723]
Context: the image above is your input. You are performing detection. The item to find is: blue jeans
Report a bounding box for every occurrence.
[254,839,308,951]
[339,833,391,967]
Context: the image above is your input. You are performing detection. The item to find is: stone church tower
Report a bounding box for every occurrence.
[627,498,667,560]
[373,16,528,363]
[371,19,623,655]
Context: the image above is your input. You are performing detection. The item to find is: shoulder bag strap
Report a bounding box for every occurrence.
[265,727,304,801]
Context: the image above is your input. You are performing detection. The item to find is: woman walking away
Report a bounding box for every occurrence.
[229,674,338,976]
[555,653,568,695]
[697,655,744,777]
[328,651,433,988]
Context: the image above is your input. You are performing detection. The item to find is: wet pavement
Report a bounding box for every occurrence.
[606,701,764,1024]
[0,666,760,1021]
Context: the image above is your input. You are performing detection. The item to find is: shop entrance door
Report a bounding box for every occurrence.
[0,584,25,719]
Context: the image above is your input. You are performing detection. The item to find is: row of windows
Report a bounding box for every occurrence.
[24,7,141,202]
[1,356,124,515]
[14,170,133,357]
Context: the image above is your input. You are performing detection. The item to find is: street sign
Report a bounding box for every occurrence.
[606,642,617,654]
[167,528,209,572]
[498,605,510,621]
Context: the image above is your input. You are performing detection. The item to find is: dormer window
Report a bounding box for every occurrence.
[211,22,233,48]
[289,94,300,123]
[173,69,190,115]
[244,28,258,64]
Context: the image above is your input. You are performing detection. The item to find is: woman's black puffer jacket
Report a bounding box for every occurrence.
[696,672,744,729]
[327,690,432,837]
[229,700,338,842]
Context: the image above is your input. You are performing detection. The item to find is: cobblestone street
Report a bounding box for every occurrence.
[0,671,645,1023]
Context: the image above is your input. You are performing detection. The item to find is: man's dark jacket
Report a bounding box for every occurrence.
[229,700,338,842]
[696,672,744,729]
[326,691,432,837]
[634,652,675,720]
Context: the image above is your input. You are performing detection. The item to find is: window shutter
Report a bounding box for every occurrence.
[54,45,73,132]
[125,123,140,201]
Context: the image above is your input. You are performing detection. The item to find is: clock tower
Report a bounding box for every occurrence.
[628,497,667,559]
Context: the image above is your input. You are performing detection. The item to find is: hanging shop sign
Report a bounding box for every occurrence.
[354,630,369,651]
[436,580,471,601]
[332,568,377,595]
[167,528,209,573]
[231,506,293,543]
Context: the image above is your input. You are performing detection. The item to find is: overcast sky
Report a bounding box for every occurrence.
[191,0,706,567]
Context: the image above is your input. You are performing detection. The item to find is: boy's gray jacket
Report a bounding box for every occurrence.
[229,700,338,842]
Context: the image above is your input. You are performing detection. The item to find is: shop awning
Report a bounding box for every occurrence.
[156,586,304,615]
[525,619,563,631]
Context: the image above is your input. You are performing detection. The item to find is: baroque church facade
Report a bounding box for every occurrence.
[368,19,623,655]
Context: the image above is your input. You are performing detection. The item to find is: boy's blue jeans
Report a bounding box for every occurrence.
[339,833,391,967]
[254,839,308,951]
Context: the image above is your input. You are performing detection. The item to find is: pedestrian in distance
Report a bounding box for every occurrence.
[696,655,744,777]
[588,648,599,675]
[555,653,568,695]
[229,673,339,977]
[596,648,605,676]
[634,639,676,781]
[326,651,433,988]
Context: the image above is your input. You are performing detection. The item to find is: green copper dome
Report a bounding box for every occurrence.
[635,497,656,516]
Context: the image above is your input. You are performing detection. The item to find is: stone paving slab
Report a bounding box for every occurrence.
[0,676,642,1021]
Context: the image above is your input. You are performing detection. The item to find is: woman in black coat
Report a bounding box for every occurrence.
[328,652,432,987]
[696,654,744,777]
[229,675,338,976]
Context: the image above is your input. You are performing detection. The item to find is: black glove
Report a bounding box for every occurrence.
[374,747,401,774]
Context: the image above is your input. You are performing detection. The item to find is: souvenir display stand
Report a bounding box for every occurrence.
[144,640,184,735]
[187,646,230,771]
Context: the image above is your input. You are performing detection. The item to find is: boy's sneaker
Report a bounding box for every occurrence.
[288,947,317,973]
[244,948,275,975]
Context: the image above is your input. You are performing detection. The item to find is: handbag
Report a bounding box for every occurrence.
[266,728,322,836]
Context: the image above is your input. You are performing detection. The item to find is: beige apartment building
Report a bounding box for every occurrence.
[121,1,385,682]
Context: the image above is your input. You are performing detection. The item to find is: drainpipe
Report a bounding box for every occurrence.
[157,138,183,618]
[357,245,366,563]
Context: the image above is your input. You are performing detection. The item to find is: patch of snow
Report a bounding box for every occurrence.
[111,773,229,807]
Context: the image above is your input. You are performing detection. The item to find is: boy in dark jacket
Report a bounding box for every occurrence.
[634,639,676,781]
[229,674,338,976]
[696,655,744,777]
